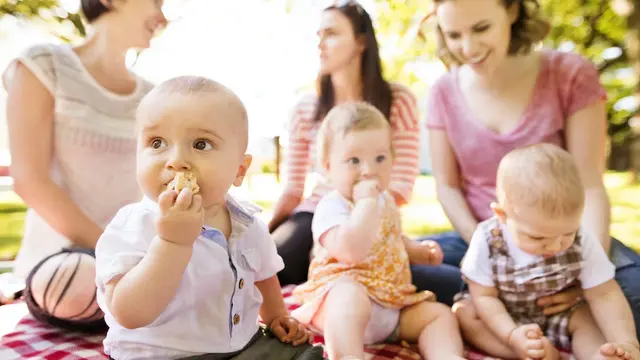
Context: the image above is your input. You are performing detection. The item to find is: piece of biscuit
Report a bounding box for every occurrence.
[168,172,200,194]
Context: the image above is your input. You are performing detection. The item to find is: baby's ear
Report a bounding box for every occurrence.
[233,154,252,187]
[491,202,507,223]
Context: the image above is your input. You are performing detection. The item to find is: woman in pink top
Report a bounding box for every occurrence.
[414,0,640,339]
[269,1,423,285]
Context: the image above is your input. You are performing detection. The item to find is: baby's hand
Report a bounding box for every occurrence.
[411,240,444,266]
[352,179,380,202]
[508,324,546,359]
[269,315,312,346]
[155,188,203,247]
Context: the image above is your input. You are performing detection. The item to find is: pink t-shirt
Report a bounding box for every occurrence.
[425,50,607,222]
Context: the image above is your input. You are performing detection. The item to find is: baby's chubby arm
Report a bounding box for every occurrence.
[256,275,289,326]
[104,238,192,329]
[102,189,202,329]
[321,194,381,265]
[467,280,519,343]
[256,275,311,346]
[584,279,640,349]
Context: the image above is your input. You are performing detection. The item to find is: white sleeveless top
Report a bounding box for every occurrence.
[2,44,154,278]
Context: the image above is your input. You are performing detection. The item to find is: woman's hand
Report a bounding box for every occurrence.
[536,286,583,315]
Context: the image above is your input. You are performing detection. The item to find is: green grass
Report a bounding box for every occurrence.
[0,191,25,261]
[1,172,639,259]
[606,172,640,252]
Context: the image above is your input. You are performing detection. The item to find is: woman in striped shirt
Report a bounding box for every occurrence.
[269,1,423,286]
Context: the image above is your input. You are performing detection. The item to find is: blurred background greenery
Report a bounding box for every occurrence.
[1,0,640,262]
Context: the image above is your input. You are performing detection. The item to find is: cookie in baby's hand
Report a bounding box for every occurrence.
[168,172,200,194]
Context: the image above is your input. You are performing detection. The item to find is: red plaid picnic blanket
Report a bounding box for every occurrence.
[0,286,571,359]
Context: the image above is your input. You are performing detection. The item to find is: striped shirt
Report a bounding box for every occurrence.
[2,43,154,277]
[284,83,421,213]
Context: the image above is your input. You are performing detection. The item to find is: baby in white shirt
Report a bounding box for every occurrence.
[94,76,322,360]
[455,143,640,360]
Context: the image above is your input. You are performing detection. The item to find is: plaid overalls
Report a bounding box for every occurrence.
[463,219,584,350]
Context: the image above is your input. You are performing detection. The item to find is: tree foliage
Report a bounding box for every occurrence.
[1,0,85,41]
[539,0,635,154]
[372,0,434,95]
[1,0,637,168]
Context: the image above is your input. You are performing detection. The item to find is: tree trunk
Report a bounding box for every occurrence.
[623,0,640,180]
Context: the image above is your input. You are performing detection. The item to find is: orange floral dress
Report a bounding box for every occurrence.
[292,191,435,316]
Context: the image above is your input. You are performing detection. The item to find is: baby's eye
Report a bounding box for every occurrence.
[347,157,360,165]
[376,155,386,163]
[150,138,166,149]
[194,140,213,151]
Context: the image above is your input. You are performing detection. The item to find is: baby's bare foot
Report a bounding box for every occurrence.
[594,343,635,360]
[541,336,561,360]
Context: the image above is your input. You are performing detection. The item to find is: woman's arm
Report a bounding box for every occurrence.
[269,104,310,232]
[269,194,302,232]
[388,88,421,207]
[428,129,478,243]
[565,100,612,252]
[6,62,103,248]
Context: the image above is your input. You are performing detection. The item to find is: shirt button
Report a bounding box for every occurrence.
[233,314,240,325]
[239,278,245,289]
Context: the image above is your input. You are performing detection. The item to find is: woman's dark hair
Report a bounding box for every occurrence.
[81,0,111,23]
[431,0,550,67]
[314,1,392,123]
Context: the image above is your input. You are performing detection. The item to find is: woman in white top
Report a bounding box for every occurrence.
[2,0,166,332]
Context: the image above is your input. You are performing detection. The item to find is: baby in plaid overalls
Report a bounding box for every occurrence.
[291,102,466,360]
[455,143,640,360]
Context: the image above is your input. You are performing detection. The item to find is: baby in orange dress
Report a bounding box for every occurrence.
[291,102,465,360]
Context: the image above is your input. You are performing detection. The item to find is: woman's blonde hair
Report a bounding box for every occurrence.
[316,102,392,167]
[430,0,551,68]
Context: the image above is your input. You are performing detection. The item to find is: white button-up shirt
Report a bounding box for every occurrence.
[95,195,284,360]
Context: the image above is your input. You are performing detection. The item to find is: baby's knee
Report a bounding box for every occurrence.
[452,299,475,321]
[406,300,456,325]
[29,252,99,319]
[430,301,458,324]
[325,279,371,316]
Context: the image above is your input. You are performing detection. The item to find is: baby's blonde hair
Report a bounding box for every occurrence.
[497,143,585,218]
[316,102,392,166]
